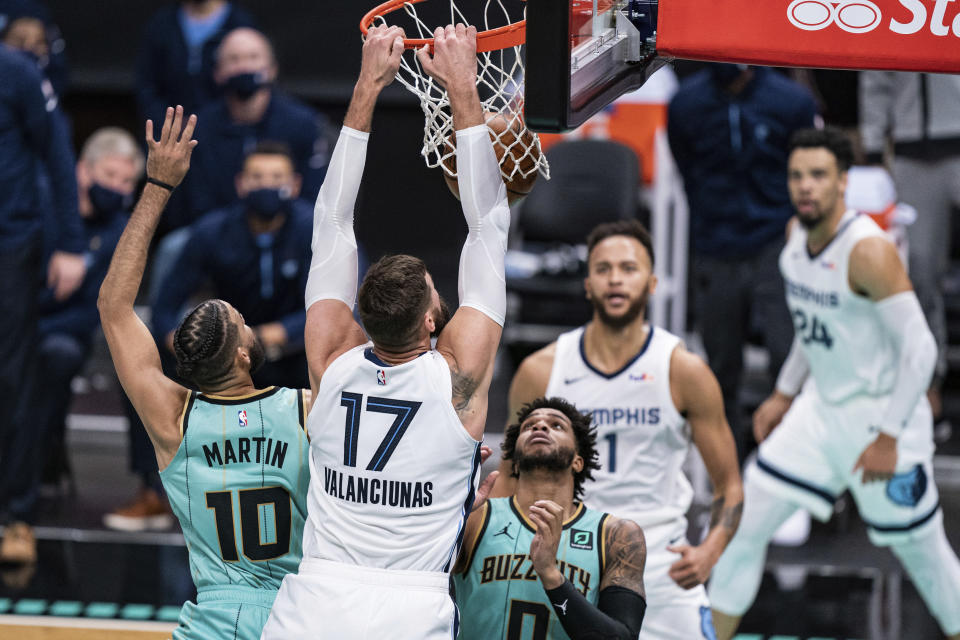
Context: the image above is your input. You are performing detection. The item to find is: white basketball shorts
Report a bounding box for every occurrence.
[753,386,941,546]
[638,517,716,640]
[261,558,457,640]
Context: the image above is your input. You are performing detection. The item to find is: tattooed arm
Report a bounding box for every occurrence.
[531,511,647,640]
[668,345,744,589]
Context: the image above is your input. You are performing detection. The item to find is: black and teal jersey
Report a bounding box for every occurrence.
[159,386,310,591]
[453,496,610,640]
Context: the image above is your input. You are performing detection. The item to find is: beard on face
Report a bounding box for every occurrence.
[591,284,650,330]
[515,441,576,475]
[247,333,266,374]
[430,295,451,338]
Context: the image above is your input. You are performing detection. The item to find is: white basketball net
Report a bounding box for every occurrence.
[371,1,550,181]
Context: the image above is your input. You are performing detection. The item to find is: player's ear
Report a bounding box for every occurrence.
[571,454,584,474]
[647,273,658,296]
[424,309,436,334]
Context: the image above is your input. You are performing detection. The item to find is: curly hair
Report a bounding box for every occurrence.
[501,397,600,500]
[172,299,239,389]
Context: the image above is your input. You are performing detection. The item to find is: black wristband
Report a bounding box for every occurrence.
[543,579,640,640]
[146,176,176,192]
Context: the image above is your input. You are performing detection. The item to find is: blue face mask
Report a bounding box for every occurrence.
[87,182,132,218]
[223,71,269,100]
[244,187,293,220]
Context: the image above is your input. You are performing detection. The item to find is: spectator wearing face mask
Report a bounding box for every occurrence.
[135,0,255,129]
[0,0,68,99]
[36,128,144,503]
[171,26,331,232]
[153,142,317,391]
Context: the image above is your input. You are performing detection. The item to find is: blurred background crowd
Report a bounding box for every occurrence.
[0,0,958,592]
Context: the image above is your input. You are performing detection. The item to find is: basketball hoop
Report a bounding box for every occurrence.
[360,0,550,184]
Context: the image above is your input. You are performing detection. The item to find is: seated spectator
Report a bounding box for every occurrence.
[35,129,143,496]
[155,141,315,391]
[0,0,68,98]
[172,26,331,231]
[135,0,255,127]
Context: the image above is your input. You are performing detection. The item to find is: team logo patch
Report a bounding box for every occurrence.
[886,464,927,507]
[376,369,386,386]
[238,410,248,427]
[569,529,593,550]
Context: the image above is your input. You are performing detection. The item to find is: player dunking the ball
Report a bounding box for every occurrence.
[492,219,743,639]
[262,23,507,639]
[454,397,648,639]
[709,128,960,640]
[98,107,311,639]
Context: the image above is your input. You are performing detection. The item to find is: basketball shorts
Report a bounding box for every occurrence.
[754,386,941,546]
[261,558,457,639]
[637,517,715,640]
[173,585,276,640]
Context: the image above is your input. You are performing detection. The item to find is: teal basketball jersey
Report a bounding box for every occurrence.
[454,497,610,640]
[160,386,310,592]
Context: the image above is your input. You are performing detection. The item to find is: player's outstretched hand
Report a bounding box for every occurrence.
[752,391,793,444]
[666,543,718,590]
[145,105,197,188]
[359,25,405,90]
[529,500,565,589]
[853,433,897,483]
[416,24,477,94]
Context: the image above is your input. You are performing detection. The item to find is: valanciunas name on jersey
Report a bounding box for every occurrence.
[323,466,434,509]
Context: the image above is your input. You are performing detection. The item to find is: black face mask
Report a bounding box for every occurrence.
[223,71,269,100]
[244,187,293,221]
[88,183,132,219]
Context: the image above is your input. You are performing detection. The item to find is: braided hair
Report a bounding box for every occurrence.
[501,397,601,501]
[172,299,240,389]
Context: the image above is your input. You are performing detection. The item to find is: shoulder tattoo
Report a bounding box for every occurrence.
[601,518,646,597]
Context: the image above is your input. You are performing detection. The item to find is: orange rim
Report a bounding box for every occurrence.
[360,0,526,52]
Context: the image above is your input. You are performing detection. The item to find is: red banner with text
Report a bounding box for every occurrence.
[657,0,960,73]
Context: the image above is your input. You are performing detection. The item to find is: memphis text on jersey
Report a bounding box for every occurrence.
[479,553,593,596]
[784,276,840,308]
[323,467,434,509]
[202,437,290,469]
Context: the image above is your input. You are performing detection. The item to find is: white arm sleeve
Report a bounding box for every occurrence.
[304,126,368,311]
[876,291,937,438]
[775,336,810,397]
[455,124,510,326]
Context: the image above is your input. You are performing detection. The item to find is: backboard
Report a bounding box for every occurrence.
[524,0,664,133]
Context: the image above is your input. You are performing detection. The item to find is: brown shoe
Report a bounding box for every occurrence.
[103,488,174,532]
[0,522,37,564]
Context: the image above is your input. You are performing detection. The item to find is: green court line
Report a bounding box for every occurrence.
[120,603,155,620]
[85,601,119,618]
[49,600,83,617]
[732,635,764,640]
[13,599,47,615]
[155,605,182,622]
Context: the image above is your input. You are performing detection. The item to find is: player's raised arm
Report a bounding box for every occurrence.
[418,24,508,441]
[98,106,196,467]
[303,25,405,392]
[668,346,744,589]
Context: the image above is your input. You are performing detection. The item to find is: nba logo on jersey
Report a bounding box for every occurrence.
[238,410,248,427]
[376,369,386,386]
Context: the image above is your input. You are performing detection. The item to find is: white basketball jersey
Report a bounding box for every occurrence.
[780,211,897,404]
[302,344,481,572]
[544,326,692,528]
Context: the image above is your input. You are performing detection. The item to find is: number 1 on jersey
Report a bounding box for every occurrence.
[604,433,617,473]
[340,392,422,471]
